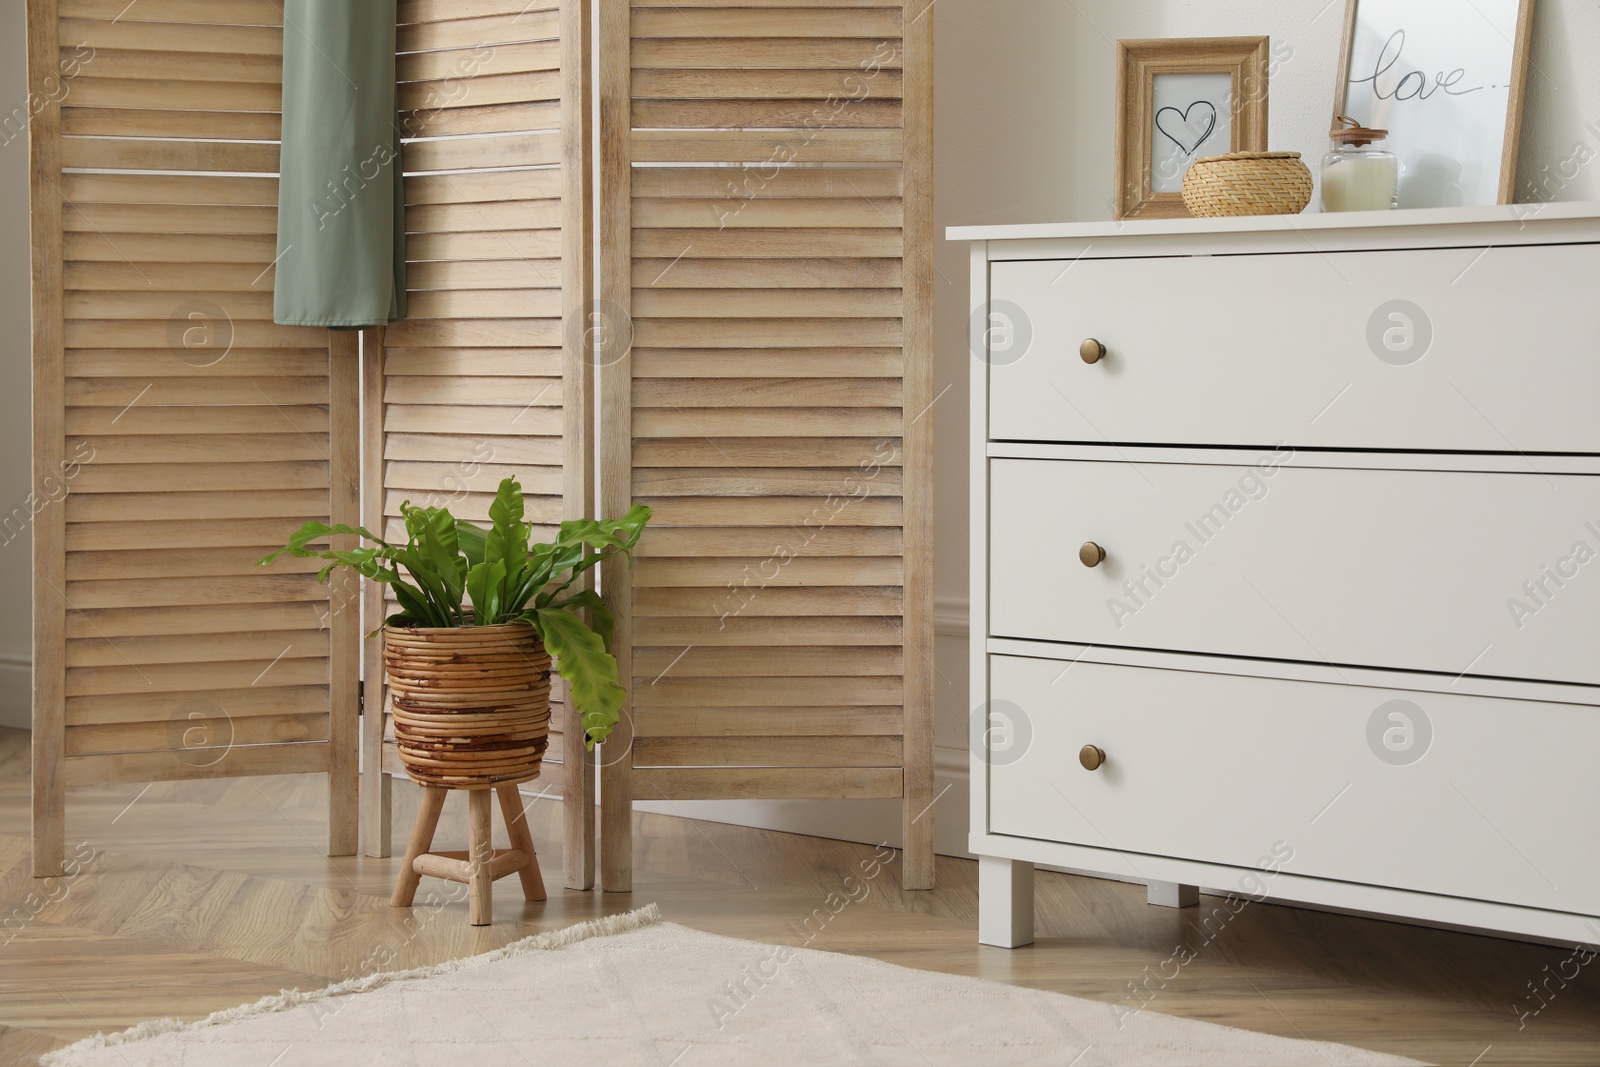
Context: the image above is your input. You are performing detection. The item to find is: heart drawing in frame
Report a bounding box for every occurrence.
[1155,100,1219,156]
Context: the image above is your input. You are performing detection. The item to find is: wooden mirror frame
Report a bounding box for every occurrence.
[1114,36,1271,221]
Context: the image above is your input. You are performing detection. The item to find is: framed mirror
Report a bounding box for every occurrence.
[1334,0,1536,208]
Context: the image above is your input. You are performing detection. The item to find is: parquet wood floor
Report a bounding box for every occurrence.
[2,727,1596,1065]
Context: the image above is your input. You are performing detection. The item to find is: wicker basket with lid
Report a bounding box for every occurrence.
[1182,151,1313,218]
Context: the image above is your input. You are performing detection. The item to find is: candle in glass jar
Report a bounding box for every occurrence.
[1321,155,1399,212]
[1322,117,1399,213]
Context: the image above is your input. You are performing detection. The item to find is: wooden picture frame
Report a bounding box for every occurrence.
[1115,37,1271,220]
[1333,0,1535,207]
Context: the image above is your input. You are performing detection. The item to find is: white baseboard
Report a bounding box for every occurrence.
[634,746,975,859]
[0,651,28,731]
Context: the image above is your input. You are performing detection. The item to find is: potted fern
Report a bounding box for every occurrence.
[261,477,649,789]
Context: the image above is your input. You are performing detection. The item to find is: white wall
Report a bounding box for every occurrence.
[0,0,35,730]
[1516,0,1600,204]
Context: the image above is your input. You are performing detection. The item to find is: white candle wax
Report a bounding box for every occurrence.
[1321,156,1399,212]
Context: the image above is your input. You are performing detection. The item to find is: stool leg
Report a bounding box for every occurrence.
[496,784,547,902]
[391,786,447,908]
[468,789,494,926]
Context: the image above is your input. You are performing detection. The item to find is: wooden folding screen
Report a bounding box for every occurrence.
[29,0,359,874]
[597,0,935,889]
[362,0,594,882]
[31,0,928,887]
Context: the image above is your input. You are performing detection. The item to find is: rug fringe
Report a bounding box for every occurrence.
[39,903,664,1066]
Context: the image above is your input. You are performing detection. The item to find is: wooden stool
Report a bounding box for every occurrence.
[390,784,546,926]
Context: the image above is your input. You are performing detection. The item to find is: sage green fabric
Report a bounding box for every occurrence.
[274,0,406,328]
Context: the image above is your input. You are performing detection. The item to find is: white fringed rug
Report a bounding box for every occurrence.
[42,905,1421,1067]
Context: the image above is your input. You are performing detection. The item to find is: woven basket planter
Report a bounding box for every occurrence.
[384,621,552,790]
[1182,151,1313,218]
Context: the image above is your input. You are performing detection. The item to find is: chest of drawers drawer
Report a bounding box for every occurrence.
[986,653,1600,916]
[987,243,1600,453]
[989,456,1600,685]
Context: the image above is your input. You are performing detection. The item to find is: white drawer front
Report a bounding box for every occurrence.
[988,244,1600,453]
[987,654,1600,915]
[989,458,1600,685]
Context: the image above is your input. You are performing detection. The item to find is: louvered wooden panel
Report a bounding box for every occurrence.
[29,0,358,874]
[363,0,593,883]
[599,0,934,889]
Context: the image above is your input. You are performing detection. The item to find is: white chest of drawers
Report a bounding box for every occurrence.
[954,204,1600,948]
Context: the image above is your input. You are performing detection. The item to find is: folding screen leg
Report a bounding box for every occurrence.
[902,787,936,890]
[31,749,64,878]
[600,737,632,893]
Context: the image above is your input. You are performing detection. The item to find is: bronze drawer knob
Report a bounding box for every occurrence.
[1080,338,1107,364]
[1079,541,1106,567]
[1079,745,1106,771]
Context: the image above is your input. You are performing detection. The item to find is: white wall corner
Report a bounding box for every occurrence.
[0,650,29,731]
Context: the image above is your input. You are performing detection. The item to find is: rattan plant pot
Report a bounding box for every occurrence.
[384,621,551,789]
[1182,151,1313,218]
